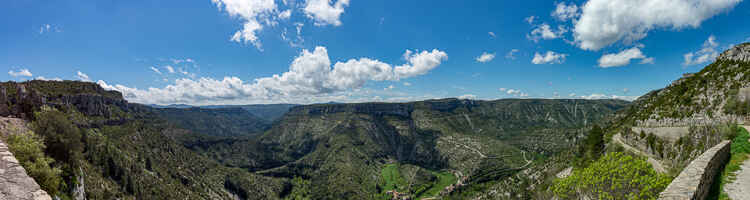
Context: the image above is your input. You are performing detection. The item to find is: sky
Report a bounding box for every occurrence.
[2,0,750,105]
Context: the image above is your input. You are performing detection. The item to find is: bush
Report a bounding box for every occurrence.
[552,152,672,200]
[31,107,84,166]
[5,131,64,195]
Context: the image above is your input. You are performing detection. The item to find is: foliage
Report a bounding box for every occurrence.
[31,107,84,166]
[712,126,750,200]
[577,125,605,165]
[552,152,672,200]
[285,177,312,200]
[4,130,64,195]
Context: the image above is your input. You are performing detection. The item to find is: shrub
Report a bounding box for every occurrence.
[31,107,84,166]
[552,152,672,200]
[5,131,64,195]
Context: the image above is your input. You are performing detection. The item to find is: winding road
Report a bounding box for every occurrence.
[612,133,668,173]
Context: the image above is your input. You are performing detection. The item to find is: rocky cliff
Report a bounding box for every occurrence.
[0,117,52,200]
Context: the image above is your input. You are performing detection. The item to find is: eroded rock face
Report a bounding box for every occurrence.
[0,141,52,200]
[718,43,750,62]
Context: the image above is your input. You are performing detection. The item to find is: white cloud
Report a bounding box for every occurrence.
[97,46,447,105]
[171,58,195,64]
[303,0,350,26]
[528,23,566,42]
[279,9,292,20]
[579,93,639,101]
[403,82,411,86]
[165,66,175,73]
[623,88,630,93]
[505,49,519,60]
[499,88,507,92]
[552,2,579,21]
[573,0,741,50]
[506,89,521,95]
[532,51,567,64]
[212,0,280,50]
[569,93,576,97]
[8,69,32,77]
[525,16,537,24]
[384,85,395,90]
[77,71,91,82]
[476,52,496,63]
[458,94,477,100]
[683,35,720,66]
[39,24,60,34]
[150,66,162,74]
[597,47,652,68]
[35,76,62,81]
[488,32,496,38]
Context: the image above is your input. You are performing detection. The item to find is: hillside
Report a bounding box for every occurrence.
[152,107,271,137]
[0,80,287,200]
[185,98,628,199]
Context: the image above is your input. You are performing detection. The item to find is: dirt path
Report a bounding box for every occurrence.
[724,125,750,200]
[612,133,668,173]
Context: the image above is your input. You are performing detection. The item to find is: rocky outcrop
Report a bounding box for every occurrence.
[0,141,52,200]
[718,43,750,62]
[658,140,731,200]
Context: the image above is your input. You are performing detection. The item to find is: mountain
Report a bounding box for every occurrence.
[152,107,271,137]
[184,98,629,199]
[0,80,287,200]
[151,103,299,123]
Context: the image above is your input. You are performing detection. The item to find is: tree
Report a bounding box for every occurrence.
[31,107,84,167]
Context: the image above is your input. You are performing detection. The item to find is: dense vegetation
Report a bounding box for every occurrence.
[153,107,271,137]
[711,126,750,200]
[552,152,672,200]
[2,126,64,196]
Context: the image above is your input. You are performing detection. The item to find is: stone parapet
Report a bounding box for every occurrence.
[658,140,731,200]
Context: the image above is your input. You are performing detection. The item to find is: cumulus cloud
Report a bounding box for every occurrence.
[403,82,411,86]
[97,46,447,105]
[499,88,507,92]
[532,51,567,64]
[488,32,496,38]
[552,2,579,21]
[8,69,32,77]
[528,23,566,42]
[212,0,287,50]
[304,0,350,26]
[506,89,521,95]
[597,47,653,68]
[505,49,519,60]
[77,71,91,82]
[683,35,720,66]
[573,0,741,50]
[476,52,496,63]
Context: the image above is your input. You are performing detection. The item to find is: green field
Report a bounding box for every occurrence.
[379,163,458,199]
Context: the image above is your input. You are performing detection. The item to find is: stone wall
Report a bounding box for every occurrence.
[0,140,52,200]
[658,140,731,200]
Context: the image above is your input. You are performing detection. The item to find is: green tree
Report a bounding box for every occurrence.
[31,108,84,166]
[286,177,312,200]
[5,131,63,195]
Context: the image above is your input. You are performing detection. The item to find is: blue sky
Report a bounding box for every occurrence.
[2,0,750,105]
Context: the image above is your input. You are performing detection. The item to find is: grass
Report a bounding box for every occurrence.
[710,126,750,200]
[416,171,457,199]
[379,163,458,199]
[380,163,406,192]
